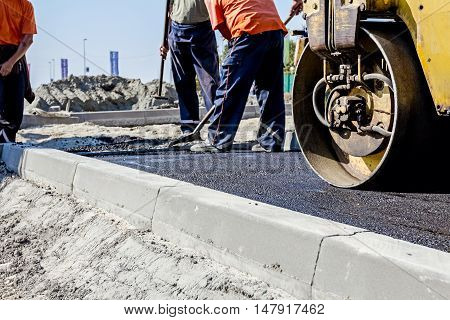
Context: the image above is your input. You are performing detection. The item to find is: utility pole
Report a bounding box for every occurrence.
[83,38,88,76]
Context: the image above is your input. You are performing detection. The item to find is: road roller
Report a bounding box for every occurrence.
[293,0,450,189]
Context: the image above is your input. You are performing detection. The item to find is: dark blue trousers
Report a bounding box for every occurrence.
[0,67,25,142]
[169,21,220,133]
[208,30,286,151]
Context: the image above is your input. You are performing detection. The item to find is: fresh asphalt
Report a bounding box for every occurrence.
[93,150,450,252]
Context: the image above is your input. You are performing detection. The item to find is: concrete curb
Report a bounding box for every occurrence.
[312,232,450,299]
[1,144,449,299]
[73,160,188,228]
[21,104,293,128]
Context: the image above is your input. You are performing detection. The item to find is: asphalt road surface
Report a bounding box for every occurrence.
[95,151,450,252]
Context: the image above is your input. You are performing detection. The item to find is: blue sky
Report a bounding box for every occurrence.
[28,0,299,87]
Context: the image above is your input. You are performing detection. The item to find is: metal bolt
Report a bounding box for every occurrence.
[375,80,385,91]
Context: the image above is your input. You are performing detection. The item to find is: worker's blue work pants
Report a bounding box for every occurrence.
[208,30,286,151]
[0,66,25,142]
[169,21,220,133]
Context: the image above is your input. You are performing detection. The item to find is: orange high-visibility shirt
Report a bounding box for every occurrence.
[0,0,37,45]
[205,0,287,39]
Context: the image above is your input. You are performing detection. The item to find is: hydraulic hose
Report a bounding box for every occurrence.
[372,125,392,137]
[363,73,394,91]
[361,73,394,137]
[359,125,392,137]
[312,78,331,127]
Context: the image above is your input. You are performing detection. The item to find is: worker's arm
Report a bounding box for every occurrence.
[203,0,231,39]
[290,0,304,16]
[160,44,169,60]
[0,34,34,77]
[216,22,232,41]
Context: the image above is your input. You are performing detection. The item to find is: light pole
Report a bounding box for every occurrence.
[52,58,56,80]
[83,38,87,76]
[48,61,53,82]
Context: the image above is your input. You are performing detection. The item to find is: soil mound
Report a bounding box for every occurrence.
[27,75,178,113]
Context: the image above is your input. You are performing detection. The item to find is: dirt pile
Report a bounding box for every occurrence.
[27,75,178,113]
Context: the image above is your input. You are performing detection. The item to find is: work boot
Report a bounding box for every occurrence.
[190,141,227,153]
[251,143,283,153]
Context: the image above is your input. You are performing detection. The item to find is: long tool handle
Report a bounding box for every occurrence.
[158,59,165,97]
[284,15,295,26]
[284,9,303,27]
[158,0,172,97]
[193,105,217,134]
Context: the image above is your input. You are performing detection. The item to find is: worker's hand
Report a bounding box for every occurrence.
[0,60,14,77]
[160,45,169,59]
[290,0,304,16]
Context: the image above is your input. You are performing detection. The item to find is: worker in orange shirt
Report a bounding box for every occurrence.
[191,0,293,152]
[0,0,37,143]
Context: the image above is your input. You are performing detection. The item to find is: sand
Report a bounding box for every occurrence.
[1,116,297,299]
[0,165,293,300]
[17,117,295,151]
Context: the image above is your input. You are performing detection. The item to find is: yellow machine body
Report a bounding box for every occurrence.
[303,0,450,114]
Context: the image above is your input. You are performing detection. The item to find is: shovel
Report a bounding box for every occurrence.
[168,106,216,147]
